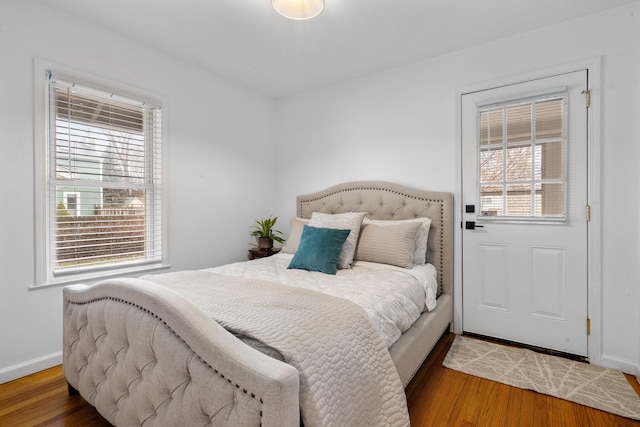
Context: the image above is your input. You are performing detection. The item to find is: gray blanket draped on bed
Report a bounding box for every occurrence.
[140,270,410,427]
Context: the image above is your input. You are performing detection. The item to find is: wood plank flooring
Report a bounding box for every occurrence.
[1,333,639,426]
[406,333,640,427]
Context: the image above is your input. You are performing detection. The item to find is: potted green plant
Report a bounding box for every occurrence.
[251,216,285,250]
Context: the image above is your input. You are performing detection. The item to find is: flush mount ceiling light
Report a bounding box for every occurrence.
[272,0,325,20]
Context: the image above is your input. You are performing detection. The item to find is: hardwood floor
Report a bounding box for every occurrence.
[406,333,640,427]
[0,365,111,427]
[1,333,639,426]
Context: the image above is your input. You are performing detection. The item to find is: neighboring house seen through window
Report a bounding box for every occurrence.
[35,66,165,286]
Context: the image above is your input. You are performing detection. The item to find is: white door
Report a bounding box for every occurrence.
[461,71,589,356]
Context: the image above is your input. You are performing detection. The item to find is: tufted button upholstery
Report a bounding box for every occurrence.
[64,297,264,426]
[297,181,453,296]
[62,181,451,427]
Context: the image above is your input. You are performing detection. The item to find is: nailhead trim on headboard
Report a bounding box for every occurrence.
[296,181,453,297]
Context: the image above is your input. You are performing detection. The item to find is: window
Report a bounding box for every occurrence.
[477,92,567,221]
[35,66,165,286]
[63,192,80,216]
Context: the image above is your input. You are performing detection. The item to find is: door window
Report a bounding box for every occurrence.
[477,93,567,221]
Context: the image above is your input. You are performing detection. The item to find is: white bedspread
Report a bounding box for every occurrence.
[141,270,410,427]
[205,253,438,348]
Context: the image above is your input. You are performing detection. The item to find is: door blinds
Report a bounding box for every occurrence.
[476,92,567,221]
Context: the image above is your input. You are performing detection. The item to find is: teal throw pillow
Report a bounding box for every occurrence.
[287,225,350,274]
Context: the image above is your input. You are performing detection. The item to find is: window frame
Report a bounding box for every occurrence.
[475,91,569,224]
[33,59,168,288]
[62,192,81,216]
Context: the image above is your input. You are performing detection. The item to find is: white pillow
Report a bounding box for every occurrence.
[281,217,310,254]
[309,211,367,269]
[354,222,421,268]
[362,217,431,265]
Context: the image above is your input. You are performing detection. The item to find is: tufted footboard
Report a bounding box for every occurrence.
[63,279,300,426]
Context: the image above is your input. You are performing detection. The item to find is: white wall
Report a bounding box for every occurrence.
[2,0,639,384]
[275,3,640,374]
[0,0,277,382]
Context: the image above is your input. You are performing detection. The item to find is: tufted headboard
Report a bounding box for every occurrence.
[296,181,453,296]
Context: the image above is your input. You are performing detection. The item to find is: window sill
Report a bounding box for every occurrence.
[30,263,171,290]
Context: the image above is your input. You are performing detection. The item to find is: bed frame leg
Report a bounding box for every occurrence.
[67,382,79,396]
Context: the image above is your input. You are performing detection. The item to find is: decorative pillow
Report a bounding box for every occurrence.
[355,222,421,268]
[281,217,310,254]
[309,211,368,269]
[362,217,432,265]
[287,225,351,275]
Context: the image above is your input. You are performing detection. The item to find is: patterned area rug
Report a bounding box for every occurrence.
[443,335,640,420]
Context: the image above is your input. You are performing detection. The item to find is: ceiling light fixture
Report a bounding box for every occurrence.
[272,0,325,20]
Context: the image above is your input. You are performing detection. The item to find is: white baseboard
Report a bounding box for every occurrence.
[0,351,62,384]
[599,354,638,376]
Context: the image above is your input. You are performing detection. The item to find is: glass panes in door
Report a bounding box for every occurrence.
[477,94,567,220]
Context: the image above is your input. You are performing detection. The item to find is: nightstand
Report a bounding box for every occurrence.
[248,247,281,260]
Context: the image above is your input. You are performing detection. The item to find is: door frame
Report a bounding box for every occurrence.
[453,57,602,365]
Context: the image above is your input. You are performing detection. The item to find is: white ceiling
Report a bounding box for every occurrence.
[39,0,636,98]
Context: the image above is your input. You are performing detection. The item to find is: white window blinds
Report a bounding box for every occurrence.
[47,73,163,276]
[477,92,567,220]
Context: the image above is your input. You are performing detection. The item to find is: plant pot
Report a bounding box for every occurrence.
[257,237,274,250]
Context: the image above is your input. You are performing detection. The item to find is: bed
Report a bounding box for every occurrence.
[63,181,453,426]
